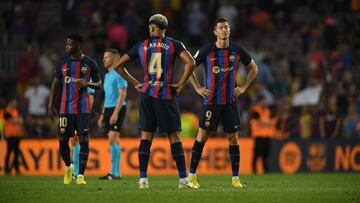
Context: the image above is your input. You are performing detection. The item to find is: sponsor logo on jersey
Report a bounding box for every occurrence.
[64,76,71,84]
[212,66,234,74]
[81,67,88,73]
[229,55,235,62]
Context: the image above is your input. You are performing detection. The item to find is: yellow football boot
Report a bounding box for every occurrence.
[76,175,87,185]
[188,175,200,188]
[232,177,247,189]
[63,165,74,185]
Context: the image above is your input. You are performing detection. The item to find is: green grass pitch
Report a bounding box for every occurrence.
[0,173,359,203]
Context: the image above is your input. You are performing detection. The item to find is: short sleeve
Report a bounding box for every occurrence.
[173,40,186,57]
[127,42,141,59]
[90,59,101,83]
[87,78,95,94]
[24,88,31,99]
[117,77,128,89]
[238,46,252,66]
[193,47,207,66]
[87,87,95,94]
[54,61,63,80]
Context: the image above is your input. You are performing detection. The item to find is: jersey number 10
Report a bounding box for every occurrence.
[148,53,163,78]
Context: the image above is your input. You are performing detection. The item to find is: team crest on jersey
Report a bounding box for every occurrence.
[212,66,220,74]
[64,76,71,84]
[229,55,235,62]
[81,67,87,73]
[205,121,210,127]
[60,128,65,133]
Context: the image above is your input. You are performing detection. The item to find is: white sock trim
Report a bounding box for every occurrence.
[66,164,73,169]
[140,178,148,183]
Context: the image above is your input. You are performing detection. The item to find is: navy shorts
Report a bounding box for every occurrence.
[104,106,127,134]
[58,113,90,137]
[199,102,240,133]
[139,93,181,134]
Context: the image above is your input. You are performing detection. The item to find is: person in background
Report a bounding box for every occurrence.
[3,98,24,175]
[320,96,342,139]
[250,96,274,174]
[98,49,127,180]
[24,77,50,138]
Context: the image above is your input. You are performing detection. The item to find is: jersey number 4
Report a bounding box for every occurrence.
[148,53,163,78]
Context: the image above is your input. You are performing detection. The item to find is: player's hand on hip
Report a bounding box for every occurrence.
[109,113,118,125]
[233,85,247,97]
[196,87,212,98]
[97,115,104,128]
[170,83,184,95]
[135,83,143,92]
[73,78,87,90]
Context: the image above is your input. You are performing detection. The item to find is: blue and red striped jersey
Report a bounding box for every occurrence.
[55,55,100,114]
[127,37,186,99]
[194,43,252,105]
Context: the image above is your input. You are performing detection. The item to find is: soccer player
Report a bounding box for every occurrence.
[98,49,127,180]
[48,33,101,185]
[114,14,197,189]
[188,17,258,188]
[71,86,95,180]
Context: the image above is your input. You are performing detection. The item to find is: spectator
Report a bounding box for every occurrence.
[186,1,207,46]
[106,13,129,52]
[24,77,51,138]
[16,43,39,94]
[38,47,58,85]
[319,96,342,139]
[342,102,359,139]
[299,106,312,139]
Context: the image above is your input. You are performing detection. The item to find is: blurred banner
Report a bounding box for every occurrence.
[269,139,360,173]
[0,138,254,176]
[0,138,359,175]
[292,85,322,106]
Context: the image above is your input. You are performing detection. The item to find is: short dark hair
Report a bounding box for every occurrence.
[105,48,120,56]
[66,33,84,44]
[214,17,229,28]
[149,14,168,30]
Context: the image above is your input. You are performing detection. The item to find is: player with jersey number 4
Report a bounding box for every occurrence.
[114,14,198,189]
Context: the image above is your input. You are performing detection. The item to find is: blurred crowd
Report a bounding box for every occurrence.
[0,0,359,140]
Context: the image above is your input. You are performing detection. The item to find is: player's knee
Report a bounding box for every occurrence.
[198,134,208,143]
[168,132,181,144]
[108,131,119,145]
[71,136,80,146]
[78,133,89,143]
[227,133,239,145]
[197,129,211,143]
[140,131,154,141]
